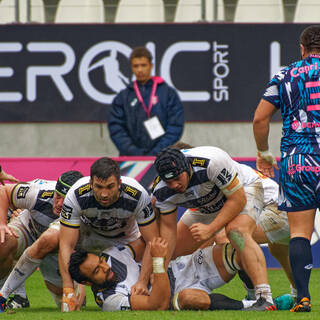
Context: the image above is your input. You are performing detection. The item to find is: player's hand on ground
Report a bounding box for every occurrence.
[61,287,80,312]
[189,223,212,242]
[0,224,18,243]
[150,237,168,258]
[131,280,149,296]
[256,151,278,178]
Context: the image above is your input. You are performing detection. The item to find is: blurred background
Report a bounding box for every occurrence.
[2,0,318,158]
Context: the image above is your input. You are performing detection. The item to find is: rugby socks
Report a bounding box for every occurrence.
[11,282,27,299]
[289,237,312,301]
[238,270,255,300]
[1,250,42,299]
[255,284,273,304]
[209,293,243,310]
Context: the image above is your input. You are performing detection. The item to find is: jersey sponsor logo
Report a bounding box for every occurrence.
[189,157,208,168]
[288,164,320,175]
[192,158,206,166]
[40,191,54,199]
[61,204,73,220]
[78,184,91,196]
[124,186,138,198]
[217,168,232,185]
[16,186,30,199]
[142,203,153,219]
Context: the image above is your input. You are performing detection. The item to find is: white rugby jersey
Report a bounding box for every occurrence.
[93,246,140,311]
[92,245,224,311]
[60,176,155,238]
[153,146,260,215]
[11,180,57,238]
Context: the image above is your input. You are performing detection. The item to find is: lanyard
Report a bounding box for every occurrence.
[133,79,158,118]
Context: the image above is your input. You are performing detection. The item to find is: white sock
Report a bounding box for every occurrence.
[242,299,257,308]
[255,284,273,304]
[0,250,42,299]
[290,285,297,299]
[12,282,27,299]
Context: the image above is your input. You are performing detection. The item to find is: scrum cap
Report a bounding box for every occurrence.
[154,148,190,181]
[55,170,83,196]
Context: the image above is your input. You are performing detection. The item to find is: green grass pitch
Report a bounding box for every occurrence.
[3,269,320,320]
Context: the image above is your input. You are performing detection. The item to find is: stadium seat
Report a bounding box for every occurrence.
[0,0,45,23]
[234,0,284,22]
[115,0,164,22]
[294,0,320,22]
[55,0,104,23]
[174,0,224,22]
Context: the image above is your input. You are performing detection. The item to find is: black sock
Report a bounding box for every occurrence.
[238,270,254,289]
[209,293,243,310]
[289,237,312,301]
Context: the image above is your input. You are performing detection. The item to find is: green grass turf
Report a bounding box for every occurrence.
[3,269,319,320]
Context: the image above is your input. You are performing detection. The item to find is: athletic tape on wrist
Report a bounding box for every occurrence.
[153,257,165,273]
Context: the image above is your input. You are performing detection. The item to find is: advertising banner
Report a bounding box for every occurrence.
[0,23,310,122]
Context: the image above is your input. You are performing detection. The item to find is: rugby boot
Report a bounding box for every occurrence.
[244,297,277,311]
[290,297,311,312]
[0,295,6,313]
[6,295,30,309]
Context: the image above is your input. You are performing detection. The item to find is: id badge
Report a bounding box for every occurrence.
[143,116,165,140]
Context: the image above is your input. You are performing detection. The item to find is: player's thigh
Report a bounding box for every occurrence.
[175,288,210,310]
[279,154,320,212]
[173,220,201,258]
[257,204,290,245]
[288,210,316,240]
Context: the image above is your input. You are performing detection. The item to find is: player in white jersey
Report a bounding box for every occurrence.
[153,146,275,311]
[68,237,293,311]
[0,171,84,312]
[59,157,159,312]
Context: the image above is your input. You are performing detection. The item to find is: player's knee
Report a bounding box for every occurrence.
[177,290,193,309]
[34,231,59,256]
[0,235,17,259]
[226,229,245,251]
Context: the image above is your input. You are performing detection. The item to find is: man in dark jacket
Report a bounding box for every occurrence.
[108,47,184,156]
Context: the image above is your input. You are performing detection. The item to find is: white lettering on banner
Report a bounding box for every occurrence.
[0,40,238,105]
[212,41,229,102]
[270,41,285,79]
[79,41,132,104]
[27,42,75,102]
[160,41,211,101]
[0,43,23,102]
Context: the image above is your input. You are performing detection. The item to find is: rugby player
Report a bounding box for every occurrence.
[58,157,159,312]
[0,171,84,312]
[68,237,293,311]
[153,146,275,310]
[253,25,320,312]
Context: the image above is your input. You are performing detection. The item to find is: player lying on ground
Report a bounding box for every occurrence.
[68,237,293,311]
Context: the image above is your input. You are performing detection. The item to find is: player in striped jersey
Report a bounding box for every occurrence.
[59,157,159,312]
[253,25,320,312]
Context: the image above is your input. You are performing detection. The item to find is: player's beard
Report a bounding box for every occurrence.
[92,269,118,291]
